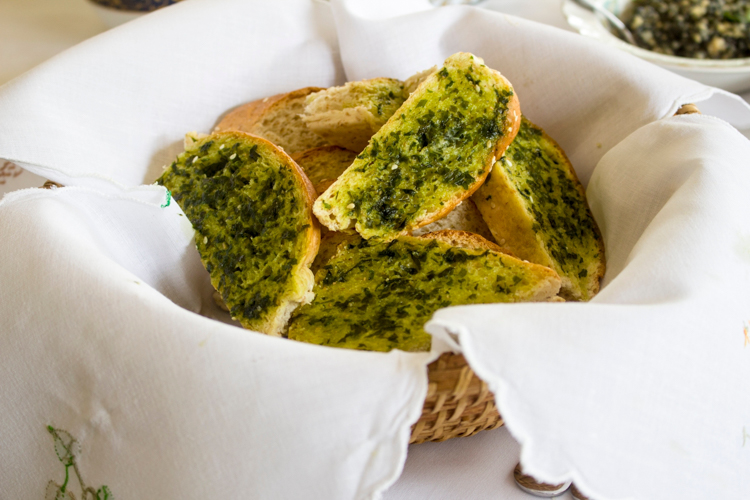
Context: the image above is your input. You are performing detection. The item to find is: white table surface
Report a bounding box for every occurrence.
[1,1,744,499]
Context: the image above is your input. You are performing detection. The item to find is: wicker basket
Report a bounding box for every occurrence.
[410,352,503,444]
[41,104,701,446]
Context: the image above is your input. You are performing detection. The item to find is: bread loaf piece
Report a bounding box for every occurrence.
[472,117,605,301]
[214,87,328,154]
[158,131,319,335]
[310,230,357,275]
[302,78,407,152]
[313,52,521,241]
[411,199,495,242]
[403,66,437,95]
[292,146,494,243]
[291,146,358,196]
[288,230,560,352]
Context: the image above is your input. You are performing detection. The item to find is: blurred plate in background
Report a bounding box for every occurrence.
[562,0,750,93]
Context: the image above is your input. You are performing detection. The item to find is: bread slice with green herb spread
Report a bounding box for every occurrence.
[291,146,358,196]
[313,52,521,242]
[302,78,407,153]
[214,87,328,155]
[287,230,560,352]
[472,117,605,301]
[157,130,320,335]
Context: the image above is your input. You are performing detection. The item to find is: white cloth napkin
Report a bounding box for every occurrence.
[1,0,749,499]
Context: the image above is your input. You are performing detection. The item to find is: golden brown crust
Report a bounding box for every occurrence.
[473,117,605,301]
[215,87,324,135]
[214,87,328,155]
[416,229,504,253]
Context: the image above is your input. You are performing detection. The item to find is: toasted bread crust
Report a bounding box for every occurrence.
[214,87,328,154]
[411,199,495,242]
[215,87,323,132]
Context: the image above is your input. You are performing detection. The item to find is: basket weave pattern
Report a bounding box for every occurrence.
[410,353,503,444]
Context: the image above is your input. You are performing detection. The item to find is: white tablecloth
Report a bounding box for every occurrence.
[0,2,537,498]
[2,2,748,499]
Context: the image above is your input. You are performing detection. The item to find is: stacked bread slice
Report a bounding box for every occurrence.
[157,131,319,336]
[163,51,605,352]
[313,53,521,241]
[214,87,328,155]
[472,117,605,300]
[289,231,561,352]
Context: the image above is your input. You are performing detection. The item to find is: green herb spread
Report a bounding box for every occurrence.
[501,118,602,300]
[318,53,515,241]
[288,235,550,352]
[157,132,314,333]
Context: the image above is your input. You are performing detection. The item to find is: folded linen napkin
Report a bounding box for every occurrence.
[1,0,749,499]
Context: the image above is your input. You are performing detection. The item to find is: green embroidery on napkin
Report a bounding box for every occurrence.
[46,426,113,500]
[161,189,172,208]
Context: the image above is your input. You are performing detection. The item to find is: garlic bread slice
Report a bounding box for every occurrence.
[158,131,319,335]
[472,117,605,301]
[288,230,560,352]
[313,52,521,241]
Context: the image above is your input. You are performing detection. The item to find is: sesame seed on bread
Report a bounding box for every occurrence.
[313,52,522,241]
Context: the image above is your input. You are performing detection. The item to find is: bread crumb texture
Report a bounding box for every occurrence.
[291,146,358,195]
[412,199,495,242]
[157,131,317,335]
[313,52,518,241]
[288,232,560,352]
[302,78,407,152]
[216,87,328,155]
[473,117,605,300]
